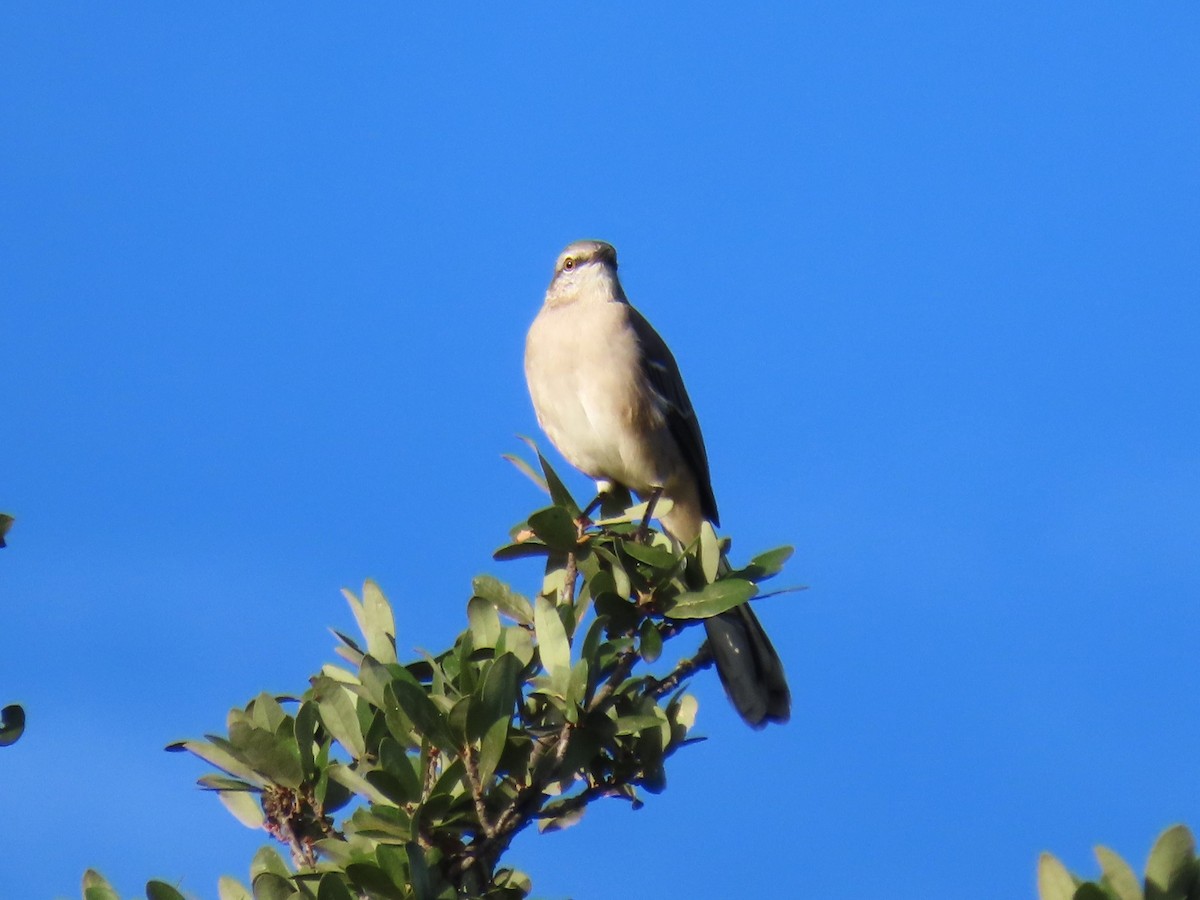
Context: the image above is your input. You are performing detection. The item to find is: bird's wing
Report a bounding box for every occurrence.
[627,305,720,525]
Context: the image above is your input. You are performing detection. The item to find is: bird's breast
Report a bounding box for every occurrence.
[525,300,670,491]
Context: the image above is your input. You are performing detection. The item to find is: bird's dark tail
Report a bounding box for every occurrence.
[704,604,790,729]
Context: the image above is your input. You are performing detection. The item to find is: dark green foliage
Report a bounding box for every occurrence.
[1039,825,1200,900]
[2,515,23,749]
[0,703,24,748]
[142,450,800,899]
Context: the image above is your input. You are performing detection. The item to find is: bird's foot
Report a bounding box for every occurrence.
[635,487,663,544]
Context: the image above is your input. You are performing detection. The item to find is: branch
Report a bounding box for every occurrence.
[648,643,714,700]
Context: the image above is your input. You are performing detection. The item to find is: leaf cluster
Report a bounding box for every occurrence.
[1039,825,1200,900]
[126,449,799,899]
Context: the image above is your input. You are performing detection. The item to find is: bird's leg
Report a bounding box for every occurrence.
[576,480,613,538]
[636,487,663,544]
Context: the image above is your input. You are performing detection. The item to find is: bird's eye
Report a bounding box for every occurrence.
[563,257,575,270]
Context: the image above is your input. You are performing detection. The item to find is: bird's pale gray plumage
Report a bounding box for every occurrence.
[524,239,789,728]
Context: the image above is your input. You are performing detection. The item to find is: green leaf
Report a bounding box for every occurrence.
[374,844,410,894]
[699,521,721,583]
[534,595,571,688]
[327,763,396,806]
[198,774,258,791]
[219,788,266,828]
[492,541,552,562]
[217,875,255,900]
[537,797,587,834]
[494,868,533,894]
[1036,852,1078,900]
[146,881,187,900]
[248,692,288,733]
[345,862,405,900]
[497,625,535,668]
[467,596,502,648]
[527,506,580,552]
[615,715,663,735]
[1146,824,1195,900]
[293,701,320,777]
[472,575,535,626]
[639,620,662,663]
[1094,846,1142,900]
[361,580,399,665]
[379,737,423,801]
[565,659,589,719]
[250,872,295,900]
[387,672,456,752]
[81,870,120,900]
[0,513,12,547]
[663,579,758,619]
[312,675,366,758]
[517,436,581,515]
[166,737,266,788]
[739,545,795,581]
[357,655,397,708]
[407,841,434,900]
[228,720,304,788]
[348,805,414,841]
[316,873,357,900]
[468,653,521,741]
[250,845,290,879]
[501,452,548,495]
[0,703,25,746]
[620,540,677,570]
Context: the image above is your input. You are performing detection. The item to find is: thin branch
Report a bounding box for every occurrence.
[648,644,714,700]
[562,550,578,607]
[462,744,497,838]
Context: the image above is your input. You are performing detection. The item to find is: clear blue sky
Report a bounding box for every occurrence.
[3,5,1198,898]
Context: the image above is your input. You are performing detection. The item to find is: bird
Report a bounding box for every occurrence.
[524,239,789,728]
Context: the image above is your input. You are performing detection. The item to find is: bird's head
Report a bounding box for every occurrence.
[545,240,624,305]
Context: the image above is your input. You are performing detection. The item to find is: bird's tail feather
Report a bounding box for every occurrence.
[704,604,791,729]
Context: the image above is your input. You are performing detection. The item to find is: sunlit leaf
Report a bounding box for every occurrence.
[732,545,795,582]
[1094,846,1141,900]
[534,595,571,690]
[249,871,294,900]
[361,580,398,665]
[219,789,266,829]
[621,540,677,570]
[217,875,254,900]
[1036,852,1078,900]
[472,575,535,626]
[699,522,721,584]
[467,596,502,647]
[165,737,265,788]
[1146,824,1195,898]
[312,675,366,758]
[501,452,548,495]
[81,870,120,900]
[663,579,757,619]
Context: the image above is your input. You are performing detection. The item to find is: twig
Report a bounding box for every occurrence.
[562,550,578,607]
[462,744,497,838]
[648,644,714,700]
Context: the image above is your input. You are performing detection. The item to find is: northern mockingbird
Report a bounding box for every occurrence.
[524,239,790,728]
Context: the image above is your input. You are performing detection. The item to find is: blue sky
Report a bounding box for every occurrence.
[3,4,1198,898]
